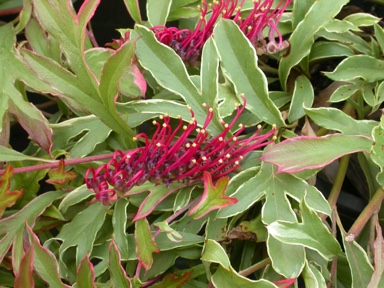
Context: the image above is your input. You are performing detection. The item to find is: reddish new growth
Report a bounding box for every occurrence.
[152,0,291,64]
[85,97,276,205]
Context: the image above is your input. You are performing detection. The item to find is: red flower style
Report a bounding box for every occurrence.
[151,0,291,64]
[85,97,277,205]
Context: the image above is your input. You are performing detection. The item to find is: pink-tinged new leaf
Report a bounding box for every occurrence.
[274,278,296,288]
[261,134,373,174]
[14,244,34,288]
[0,164,23,217]
[108,240,132,288]
[76,0,100,28]
[134,218,160,271]
[151,271,193,288]
[46,159,77,185]
[28,226,70,288]
[77,254,97,288]
[188,172,237,220]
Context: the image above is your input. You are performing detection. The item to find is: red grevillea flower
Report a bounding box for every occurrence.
[151,0,291,64]
[85,97,276,205]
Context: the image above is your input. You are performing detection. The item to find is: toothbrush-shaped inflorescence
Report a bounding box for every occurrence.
[151,0,291,65]
[85,97,277,205]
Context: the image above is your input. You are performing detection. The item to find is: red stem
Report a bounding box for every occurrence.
[0,149,139,175]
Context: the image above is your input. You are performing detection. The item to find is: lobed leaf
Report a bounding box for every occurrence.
[0,23,53,153]
[261,134,373,174]
[217,163,331,222]
[0,165,23,217]
[189,172,237,220]
[305,107,377,136]
[268,200,341,261]
[56,202,107,266]
[202,240,278,288]
[0,191,64,263]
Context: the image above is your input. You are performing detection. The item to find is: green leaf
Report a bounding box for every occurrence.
[131,25,222,133]
[0,191,64,263]
[309,41,354,63]
[302,261,327,288]
[147,0,172,26]
[77,254,97,288]
[109,240,132,288]
[31,0,99,92]
[324,55,384,82]
[200,38,219,109]
[0,165,23,217]
[135,218,160,271]
[133,182,186,221]
[279,0,349,90]
[217,163,331,223]
[212,266,278,288]
[201,239,231,270]
[329,80,363,103]
[261,134,373,173]
[0,23,53,153]
[268,200,341,261]
[14,0,32,33]
[343,13,380,27]
[189,172,237,220]
[28,0,135,140]
[123,0,142,24]
[58,185,94,214]
[99,39,138,131]
[51,115,111,158]
[112,199,130,260]
[340,229,374,287]
[371,115,384,187]
[213,20,285,126]
[305,107,377,136]
[14,244,34,288]
[267,235,305,278]
[202,240,277,288]
[374,23,384,55]
[56,202,107,266]
[288,75,314,123]
[28,226,70,288]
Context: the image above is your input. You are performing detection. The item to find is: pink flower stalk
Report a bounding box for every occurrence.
[85,97,276,205]
[151,0,291,64]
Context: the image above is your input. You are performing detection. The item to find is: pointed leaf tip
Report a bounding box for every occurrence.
[189,172,237,219]
[46,159,77,185]
[0,164,23,217]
